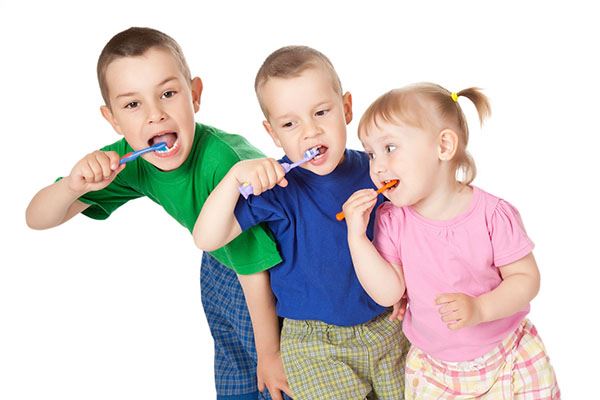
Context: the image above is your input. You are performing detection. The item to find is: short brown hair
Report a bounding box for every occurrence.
[97,27,191,107]
[254,45,342,117]
[359,83,491,186]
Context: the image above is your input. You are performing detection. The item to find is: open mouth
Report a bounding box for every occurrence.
[149,131,179,157]
[381,179,399,191]
[310,145,328,161]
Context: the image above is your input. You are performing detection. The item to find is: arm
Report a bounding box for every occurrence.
[26,150,124,230]
[436,253,540,330]
[343,189,406,307]
[237,272,292,399]
[193,158,287,251]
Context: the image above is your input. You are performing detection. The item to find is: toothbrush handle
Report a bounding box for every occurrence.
[119,143,167,165]
[238,162,293,199]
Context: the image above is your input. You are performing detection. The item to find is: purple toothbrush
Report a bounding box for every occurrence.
[238,147,320,199]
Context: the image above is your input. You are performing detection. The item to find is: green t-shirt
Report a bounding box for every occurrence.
[77,123,282,274]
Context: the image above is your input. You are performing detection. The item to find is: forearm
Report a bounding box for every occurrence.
[348,234,405,307]
[237,272,281,357]
[477,254,540,323]
[193,171,243,251]
[26,178,89,230]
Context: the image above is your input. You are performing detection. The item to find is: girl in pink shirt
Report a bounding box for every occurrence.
[342,83,559,399]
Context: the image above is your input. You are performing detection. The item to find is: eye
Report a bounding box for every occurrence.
[282,121,294,129]
[124,101,139,109]
[385,144,397,154]
[162,90,176,99]
[366,152,375,161]
[315,109,329,117]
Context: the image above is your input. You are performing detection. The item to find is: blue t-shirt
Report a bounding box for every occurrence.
[234,149,387,326]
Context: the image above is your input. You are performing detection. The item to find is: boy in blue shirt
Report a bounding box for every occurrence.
[195,46,409,399]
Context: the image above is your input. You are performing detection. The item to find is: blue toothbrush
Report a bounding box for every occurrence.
[238,147,320,199]
[119,142,168,165]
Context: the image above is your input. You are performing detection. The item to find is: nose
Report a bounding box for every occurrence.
[303,119,323,140]
[372,155,387,175]
[146,100,167,124]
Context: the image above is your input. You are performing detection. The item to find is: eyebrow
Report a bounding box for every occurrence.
[115,76,179,99]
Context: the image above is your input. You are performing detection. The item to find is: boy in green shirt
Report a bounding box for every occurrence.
[26,27,290,400]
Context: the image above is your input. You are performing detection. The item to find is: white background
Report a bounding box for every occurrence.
[1,1,597,398]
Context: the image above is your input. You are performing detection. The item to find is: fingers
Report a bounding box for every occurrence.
[342,189,377,215]
[248,159,286,196]
[269,389,283,400]
[79,151,115,183]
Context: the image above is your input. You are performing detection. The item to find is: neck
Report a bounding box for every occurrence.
[412,177,472,221]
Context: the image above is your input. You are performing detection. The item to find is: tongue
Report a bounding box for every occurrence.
[152,132,177,148]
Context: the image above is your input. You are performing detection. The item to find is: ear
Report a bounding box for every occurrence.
[191,77,203,113]
[437,129,459,161]
[100,105,124,136]
[262,120,282,148]
[342,91,353,124]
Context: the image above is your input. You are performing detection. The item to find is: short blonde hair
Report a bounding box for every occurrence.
[358,83,491,186]
[254,45,342,117]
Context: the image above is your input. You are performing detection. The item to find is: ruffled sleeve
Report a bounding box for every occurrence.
[490,199,534,267]
[373,202,403,265]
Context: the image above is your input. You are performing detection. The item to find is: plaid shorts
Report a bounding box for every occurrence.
[405,319,560,399]
[201,253,290,400]
[281,311,410,399]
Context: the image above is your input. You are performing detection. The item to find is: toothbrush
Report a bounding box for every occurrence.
[335,179,399,221]
[119,142,168,165]
[238,147,321,199]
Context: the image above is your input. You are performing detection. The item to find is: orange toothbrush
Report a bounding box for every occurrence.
[335,179,398,221]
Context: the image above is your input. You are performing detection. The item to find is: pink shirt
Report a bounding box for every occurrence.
[373,187,533,361]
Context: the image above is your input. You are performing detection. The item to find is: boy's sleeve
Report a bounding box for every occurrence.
[201,132,282,275]
[59,139,142,220]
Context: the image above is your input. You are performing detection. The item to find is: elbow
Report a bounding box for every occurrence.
[25,209,45,230]
[372,289,405,308]
[194,236,218,252]
[531,273,541,300]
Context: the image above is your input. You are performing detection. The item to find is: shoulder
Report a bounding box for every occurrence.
[375,201,406,224]
[475,186,526,229]
[346,149,370,166]
[99,137,132,156]
[197,123,265,161]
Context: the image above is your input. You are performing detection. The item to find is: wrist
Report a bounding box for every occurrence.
[60,176,87,198]
[474,295,489,324]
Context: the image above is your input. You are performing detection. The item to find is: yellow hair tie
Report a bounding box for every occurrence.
[451,92,459,102]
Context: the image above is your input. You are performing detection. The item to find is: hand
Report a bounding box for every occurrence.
[435,293,484,330]
[257,351,293,400]
[233,158,288,196]
[342,189,378,238]
[389,294,408,321]
[66,150,125,194]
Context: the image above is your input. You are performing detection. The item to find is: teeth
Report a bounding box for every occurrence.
[155,140,179,154]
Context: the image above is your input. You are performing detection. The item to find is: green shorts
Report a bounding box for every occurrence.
[281,311,409,399]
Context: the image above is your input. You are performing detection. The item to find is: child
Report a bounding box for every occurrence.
[194,46,410,400]
[25,27,288,400]
[342,83,560,399]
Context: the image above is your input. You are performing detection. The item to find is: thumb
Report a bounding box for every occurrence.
[277,177,289,188]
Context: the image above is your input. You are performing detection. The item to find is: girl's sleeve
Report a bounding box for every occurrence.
[490,199,535,267]
[372,202,403,265]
